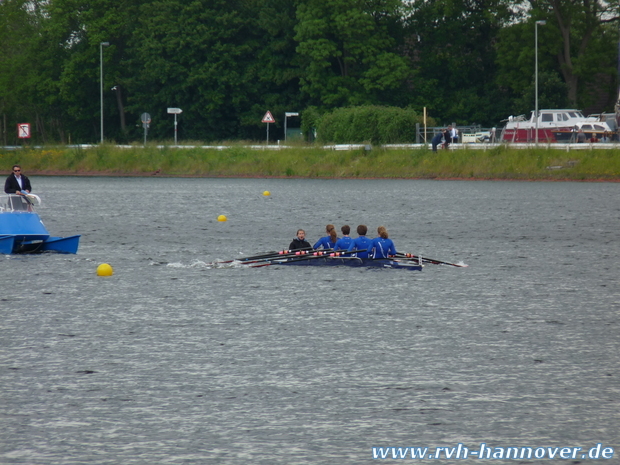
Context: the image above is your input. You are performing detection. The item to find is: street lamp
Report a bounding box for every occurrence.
[535,20,546,146]
[100,41,110,143]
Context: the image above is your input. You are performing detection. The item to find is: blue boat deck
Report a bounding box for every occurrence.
[0,194,80,254]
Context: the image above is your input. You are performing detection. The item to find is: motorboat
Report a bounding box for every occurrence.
[500,109,613,143]
[552,120,612,143]
[0,194,80,254]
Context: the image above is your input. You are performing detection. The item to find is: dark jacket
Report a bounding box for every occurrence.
[289,238,311,250]
[4,174,32,194]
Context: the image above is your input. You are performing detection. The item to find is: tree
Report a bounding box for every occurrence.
[37,0,144,143]
[294,0,410,108]
[0,0,49,144]
[403,0,515,126]
[125,0,304,141]
[536,0,618,106]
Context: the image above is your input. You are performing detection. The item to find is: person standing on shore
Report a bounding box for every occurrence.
[449,125,458,143]
[4,165,32,194]
[576,129,586,143]
[442,128,451,149]
[431,132,443,152]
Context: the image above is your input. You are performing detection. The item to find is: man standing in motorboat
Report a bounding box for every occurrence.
[4,165,32,194]
[289,229,311,250]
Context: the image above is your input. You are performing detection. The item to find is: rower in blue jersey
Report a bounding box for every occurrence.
[368,226,397,258]
[334,225,353,252]
[313,224,338,250]
[347,224,372,258]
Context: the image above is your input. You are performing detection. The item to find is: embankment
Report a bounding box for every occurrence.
[1,143,619,181]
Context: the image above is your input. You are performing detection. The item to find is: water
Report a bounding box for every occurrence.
[1,177,619,464]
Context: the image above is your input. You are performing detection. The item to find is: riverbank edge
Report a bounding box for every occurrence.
[23,169,620,182]
[3,145,620,181]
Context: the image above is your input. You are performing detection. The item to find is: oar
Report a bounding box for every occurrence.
[222,247,314,263]
[278,248,365,262]
[396,253,467,268]
[251,249,336,267]
[240,249,318,265]
[251,249,366,268]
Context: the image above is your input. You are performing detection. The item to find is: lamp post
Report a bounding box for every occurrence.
[100,41,110,143]
[535,20,546,146]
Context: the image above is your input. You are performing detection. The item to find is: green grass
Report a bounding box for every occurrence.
[1,143,620,181]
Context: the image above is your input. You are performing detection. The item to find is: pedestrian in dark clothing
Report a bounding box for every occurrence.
[442,128,451,149]
[431,132,443,152]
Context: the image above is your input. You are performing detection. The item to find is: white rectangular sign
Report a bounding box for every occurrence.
[167,108,183,114]
[17,123,30,138]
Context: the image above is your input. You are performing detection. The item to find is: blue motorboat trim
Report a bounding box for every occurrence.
[0,194,80,254]
[266,256,423,270]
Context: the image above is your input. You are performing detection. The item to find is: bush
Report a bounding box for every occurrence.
[314,105,433,144]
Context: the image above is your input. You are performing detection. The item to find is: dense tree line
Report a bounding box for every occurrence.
[1,0,618,144]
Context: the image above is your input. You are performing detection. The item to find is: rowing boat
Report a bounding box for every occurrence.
[220,247,465,270]
[256,255,423,270]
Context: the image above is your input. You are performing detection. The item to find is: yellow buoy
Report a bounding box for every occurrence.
[263,190,271,196]
[217,214,228,222]
[97,263,114,277]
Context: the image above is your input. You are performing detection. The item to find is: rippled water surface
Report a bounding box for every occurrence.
[2,177,619,464]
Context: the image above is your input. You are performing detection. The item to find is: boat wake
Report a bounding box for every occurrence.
[165,259,256,269]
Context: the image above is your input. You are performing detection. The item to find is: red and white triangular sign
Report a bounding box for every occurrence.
[262,111,275,123]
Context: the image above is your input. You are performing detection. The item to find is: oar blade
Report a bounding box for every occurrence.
[397,253,467,268]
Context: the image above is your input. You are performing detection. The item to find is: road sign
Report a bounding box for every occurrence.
[141,112,151,124]
[284,112,300,141]
[262,111,275,123]
[17,123,30,139]
[167,108,182,145]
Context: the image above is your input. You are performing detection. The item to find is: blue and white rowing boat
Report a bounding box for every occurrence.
[258,255,423,270]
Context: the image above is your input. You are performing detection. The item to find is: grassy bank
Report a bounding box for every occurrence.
[1,143,620,181]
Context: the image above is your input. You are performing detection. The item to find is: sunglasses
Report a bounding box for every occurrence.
[13,169,21,172]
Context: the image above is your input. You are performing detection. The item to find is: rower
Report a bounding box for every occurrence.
[334,225,353,253]
[313,224,338,250]
[347,225,372,258]
[368,226,397,259]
